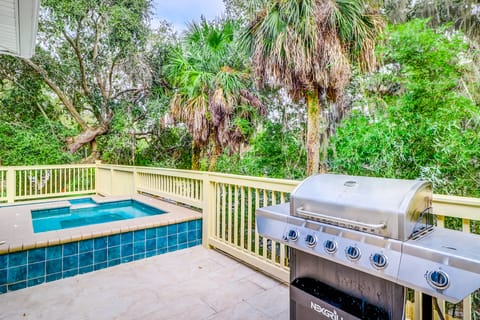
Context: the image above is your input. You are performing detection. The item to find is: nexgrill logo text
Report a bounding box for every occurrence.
[310,301,344,320]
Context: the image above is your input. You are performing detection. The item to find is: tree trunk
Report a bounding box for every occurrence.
[306,88,321,175]
[67,125,109,153]
[191,143,201,170]
[208,142,223,172]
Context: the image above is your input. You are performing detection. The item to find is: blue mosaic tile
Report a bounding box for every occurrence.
[0,255,6,268]
[188,230,197,242]
[178,222,188,233]
[178,232,188,244]
[146,239,156,252]
[156,226,167,237]
[167,224,178,235]
[8,251,27,267]
[94,237,107,250]
[121,232,133,244]
[94,262,107,271]
[46,259,62,275]
[187,220,197,231]
[27,277,44,287]
[28,248,46,264]
[133,253,145,261]
[63,255,78,271]
[146,228,156,239]
[121,243,133,257]
[133,241,145,255]
[63,269,78,278]
[8,281,26,291]
[0,269,6,285]
[8,266,27,282]
[146,250,156,258]
[27,262,45,279]
[94,249,107,264]
[79,266,93,274]
[79,240,94,253]
[167,234,178,247]
[157,237,167,249]
[107,246,121,261]
[46,273,62,283]
[63,242,78,256]
[134,230,145,242]
[79,252,94,267]
[0,220,204,294]
[121,256,134,263]
[108,234,121,247]
[108,259,121,267]
[46,245,62,260]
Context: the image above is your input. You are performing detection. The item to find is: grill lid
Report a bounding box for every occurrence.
[290,174,432,240]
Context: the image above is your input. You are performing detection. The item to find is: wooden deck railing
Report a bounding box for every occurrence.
[0,164,95,203]
[1,163,479,319]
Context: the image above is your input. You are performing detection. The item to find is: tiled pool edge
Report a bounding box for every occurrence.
[0,219,202,294]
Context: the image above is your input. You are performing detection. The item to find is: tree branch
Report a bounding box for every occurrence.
[22,58,89,130]
[63,30,90,96]
[107,56,119,98]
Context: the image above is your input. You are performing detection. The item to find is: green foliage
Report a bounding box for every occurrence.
[330,19,480,197]
[0,120,75,165]
[216,121,306,179]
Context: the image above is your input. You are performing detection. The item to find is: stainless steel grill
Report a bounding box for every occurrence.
[256,174,480,319]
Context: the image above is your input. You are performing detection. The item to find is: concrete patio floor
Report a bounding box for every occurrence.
[0,246,289,320]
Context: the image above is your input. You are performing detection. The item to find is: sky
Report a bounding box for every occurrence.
[152,0,226,31]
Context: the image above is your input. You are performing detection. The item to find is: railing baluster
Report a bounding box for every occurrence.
[222,184,226,241]
[228,184,233,243]
[247,187,253,253]
[255,188,260,256]
[463,218,472,320]
[234,185,239,246]
[240,186,245,250]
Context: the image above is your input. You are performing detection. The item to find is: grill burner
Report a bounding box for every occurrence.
[256,174,480,319]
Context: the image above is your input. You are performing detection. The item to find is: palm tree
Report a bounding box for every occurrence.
[165,20,263,170]
[242,0,383,174]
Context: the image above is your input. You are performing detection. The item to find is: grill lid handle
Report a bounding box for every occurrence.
[296,207,386,231]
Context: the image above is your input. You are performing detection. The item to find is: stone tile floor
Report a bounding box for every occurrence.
[0,246,289,320]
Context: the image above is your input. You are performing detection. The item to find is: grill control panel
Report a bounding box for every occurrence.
[279,222,402,284]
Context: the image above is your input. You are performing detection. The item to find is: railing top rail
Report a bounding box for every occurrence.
[433,194,480,207]
[1,164,96,170]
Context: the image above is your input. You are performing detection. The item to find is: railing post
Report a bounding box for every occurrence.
[202,172,215,248]
[133,167,138,195]
[94,160,102,195]
[6,167,15,203]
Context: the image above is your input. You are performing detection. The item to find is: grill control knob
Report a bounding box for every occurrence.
[370,253,388,269]
[346,246,361,261]
[324,240,337,254]
[287,229,299,241]
[427,270,450,290]
[305,234,317,248]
